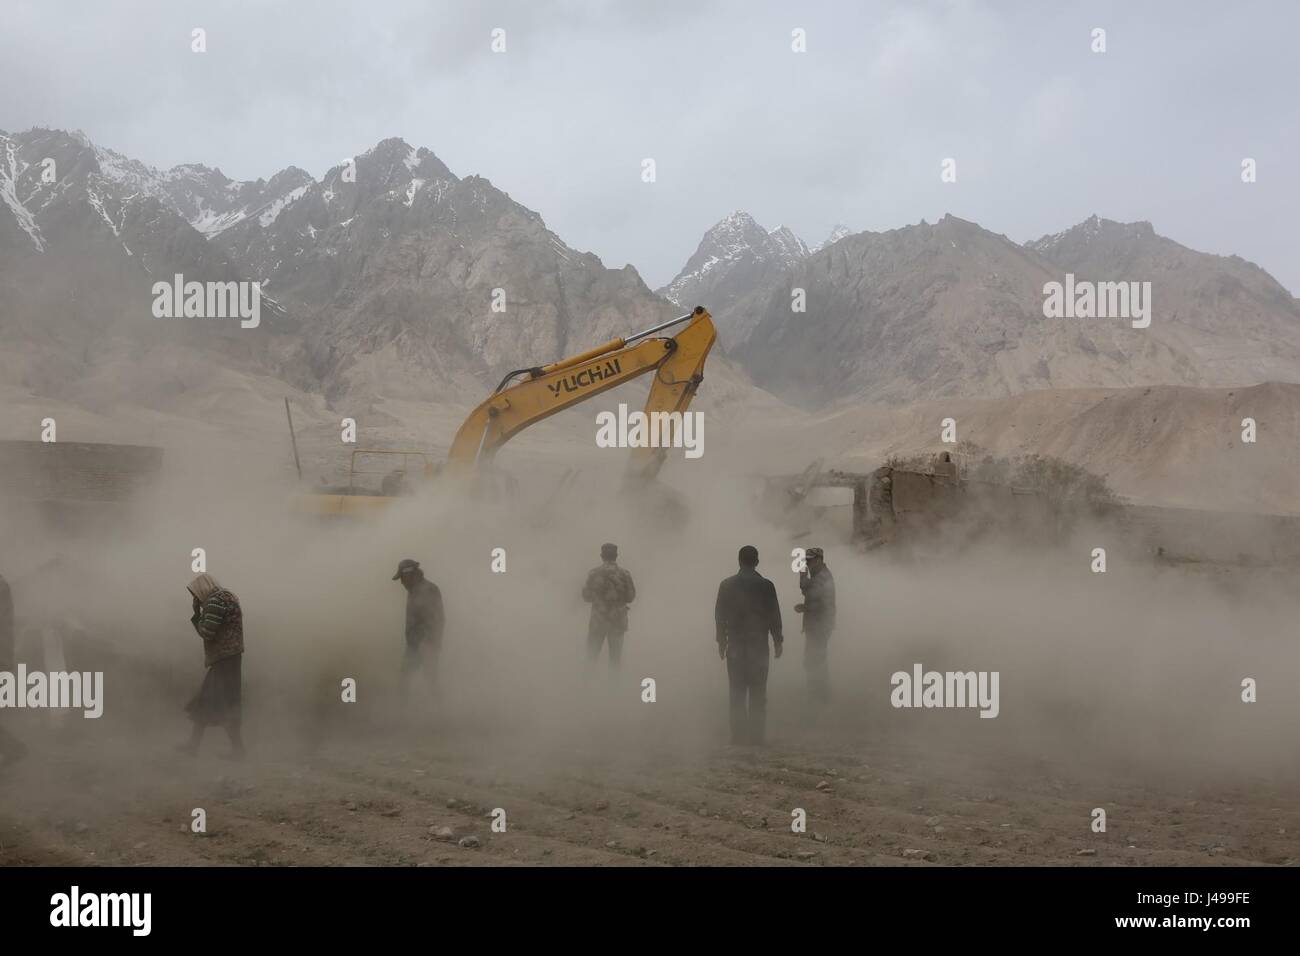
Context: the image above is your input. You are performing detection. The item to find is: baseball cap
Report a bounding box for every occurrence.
[392,558,421,580]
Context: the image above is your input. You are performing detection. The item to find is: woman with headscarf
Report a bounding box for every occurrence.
[180,573,245,757]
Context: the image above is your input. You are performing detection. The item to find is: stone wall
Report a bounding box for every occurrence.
[866,465,1300,565]
[0,440,163,502]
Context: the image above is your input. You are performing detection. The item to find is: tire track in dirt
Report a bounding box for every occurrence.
[725,747,1300,865]
[7,730,1298,866]
[307,753,807,866]
[712,759,1058,864]
[537,762,886,865]
[297,757,667,865]
[307,758,736,865]
[339,743,1092,866]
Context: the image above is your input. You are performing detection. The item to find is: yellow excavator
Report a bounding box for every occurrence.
[295,306,717,517]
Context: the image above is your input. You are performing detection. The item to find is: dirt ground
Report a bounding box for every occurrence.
[2,444,1298,869]
[3,705,1298,867]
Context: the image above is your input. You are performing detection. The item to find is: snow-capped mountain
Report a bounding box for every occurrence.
[657,211,811,344]
[0,127,248,289]
[80,133,316,240]
[1,128,316,252]
[0,128,681,406]
[208,135,678,401]
[765,224,810,263]
[813,223,852,252]
[660,212,800,303]
[5,126,1298,418]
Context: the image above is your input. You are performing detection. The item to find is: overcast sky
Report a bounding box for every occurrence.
[3,0,1297,292]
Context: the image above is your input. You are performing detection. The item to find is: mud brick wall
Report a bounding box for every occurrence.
[879,469,1089,546]
[881,466,1300,564]
[890,469,964,516]
[0,440,163,502]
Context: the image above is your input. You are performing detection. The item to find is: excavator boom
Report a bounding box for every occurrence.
[446,306,716,479]
[294,307,715,517]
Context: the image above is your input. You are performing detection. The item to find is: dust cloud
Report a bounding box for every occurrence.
[3,426,1298,796]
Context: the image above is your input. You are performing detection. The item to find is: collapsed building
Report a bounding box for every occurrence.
[762,453,1300,567]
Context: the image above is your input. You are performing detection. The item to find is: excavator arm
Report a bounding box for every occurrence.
[446,306,716,480]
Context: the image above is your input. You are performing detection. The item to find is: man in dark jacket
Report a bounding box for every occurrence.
[715,546,783,745]
[795,547,836,708]
[181,572,245,757]
[393,559,444,695]
[582,543,636,670]
[0,572,28,769]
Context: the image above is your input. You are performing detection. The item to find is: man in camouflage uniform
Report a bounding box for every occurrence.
[0,572,28,770]
[582,543,636,670]
[393,558,445,697]
[181,572,245,757]
[715,546,784,745]
[795,547,836,709]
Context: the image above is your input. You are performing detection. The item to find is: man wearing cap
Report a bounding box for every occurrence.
[581,543,636,670]
[393,559,445,694]
[714,545,784,745]
[795,547,836,709]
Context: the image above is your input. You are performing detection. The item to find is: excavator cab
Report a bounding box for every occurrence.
[293,449,436,518]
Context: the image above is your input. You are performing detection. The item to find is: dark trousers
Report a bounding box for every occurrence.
[726,640,770,744]
[401,640,440,697]
[804,631,831,705]
[587,621,625,669]
[186,655,242,729]
[184,654,243,754]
